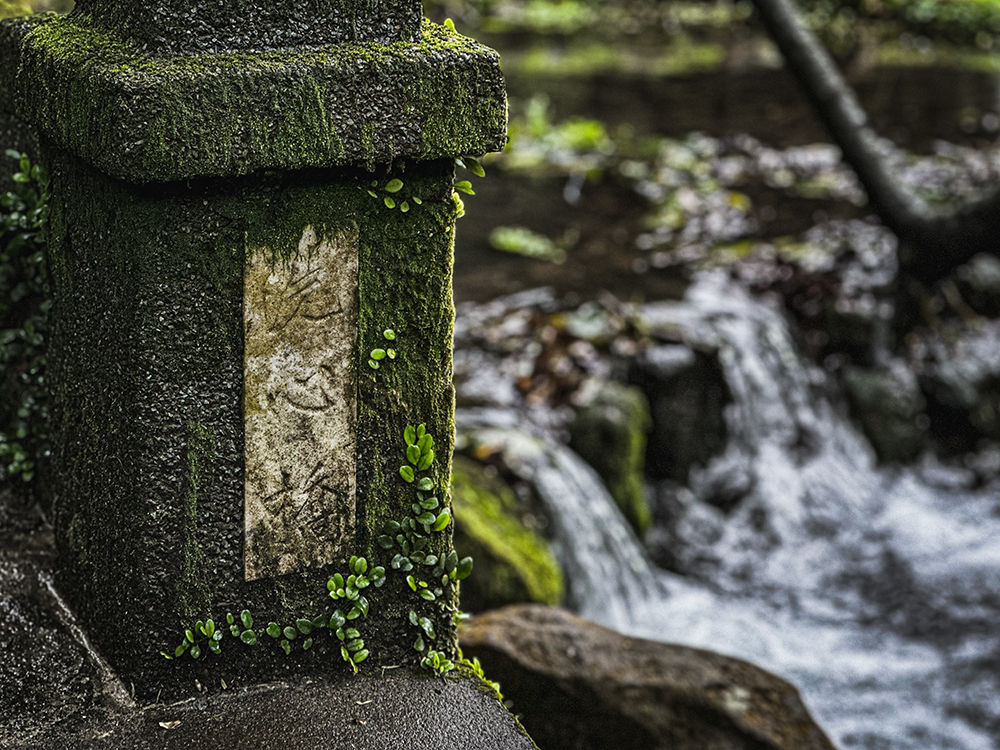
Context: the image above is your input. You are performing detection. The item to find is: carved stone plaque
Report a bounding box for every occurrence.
[243,225,358,580]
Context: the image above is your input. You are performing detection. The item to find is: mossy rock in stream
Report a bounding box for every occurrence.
[452,455,564,613]
[568,379,653,537]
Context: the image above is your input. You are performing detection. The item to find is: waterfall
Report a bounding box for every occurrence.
[455,408,661,630]
[456,272,1000,750]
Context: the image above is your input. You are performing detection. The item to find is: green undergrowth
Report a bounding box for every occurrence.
[0,150,48,489]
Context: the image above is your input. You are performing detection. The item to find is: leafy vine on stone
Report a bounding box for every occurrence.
[378,423,473,675]
[162,423,472,677]
[364,155,483,219]
[369,327,396,370]
[161,557,386,673]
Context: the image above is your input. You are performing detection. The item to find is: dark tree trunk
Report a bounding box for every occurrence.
[750,0,1000,285]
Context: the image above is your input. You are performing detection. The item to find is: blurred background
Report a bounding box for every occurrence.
[4,0,1000,748]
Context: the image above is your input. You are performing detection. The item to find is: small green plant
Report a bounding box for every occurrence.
[367,177,422,213]
[460,654,503,699]
[368,328,397,370]
[377,424,473,676]
[450,155,486,221]
[162,558,385,673]
[421,648,455,675]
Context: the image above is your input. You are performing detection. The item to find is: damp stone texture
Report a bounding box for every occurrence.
[243,226,359,581]
[0,0,506,699]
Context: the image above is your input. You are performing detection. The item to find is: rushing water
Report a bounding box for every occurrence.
[456,273,1000,750]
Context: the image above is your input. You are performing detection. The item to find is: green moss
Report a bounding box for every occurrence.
[451,456,564,610]
[72,0,422,55]
[177,421,215,621]
[1,16,507,182]
[568,381,653,537]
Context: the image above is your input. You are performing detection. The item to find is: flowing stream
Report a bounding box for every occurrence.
[457,273,1000,750]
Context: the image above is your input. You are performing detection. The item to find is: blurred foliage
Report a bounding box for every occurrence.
[490,225,568,262]
[0,0,72,18]
[492,94,618,176]
[0,0,31,18]
[426,0,1000,53]
[0,151,50,488]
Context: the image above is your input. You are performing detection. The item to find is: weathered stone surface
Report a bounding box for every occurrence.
[244,225,358,580]
[460,604,836,750]
[568,378,652,536]
[451,455,563,612]
[73,0,423,54]
[0,16,507,183]
[40,151,466,697]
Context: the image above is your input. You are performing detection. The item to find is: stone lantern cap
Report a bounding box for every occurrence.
[0,9,506,183]
[71,0,424,54]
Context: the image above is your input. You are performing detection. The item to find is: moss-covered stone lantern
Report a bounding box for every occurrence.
[0,0,506,700]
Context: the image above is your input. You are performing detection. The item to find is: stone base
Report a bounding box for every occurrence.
[7,674,535,750]
[0,489,536,750]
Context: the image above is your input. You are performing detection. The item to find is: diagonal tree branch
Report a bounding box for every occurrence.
[750,0,1000,282]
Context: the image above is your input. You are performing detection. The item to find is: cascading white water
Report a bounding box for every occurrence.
[457,273,1000,750]
[455,408,661,629]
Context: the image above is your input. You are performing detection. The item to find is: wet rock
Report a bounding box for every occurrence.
[460,604,836,750]
[647,480,726,577]
[628,343,730,483]
[451,456,564,613]
[920,321,1000,444]
[5,670,538,750]
[568,378,652,536]
[841,360,927,462]
[956,253,1000,317]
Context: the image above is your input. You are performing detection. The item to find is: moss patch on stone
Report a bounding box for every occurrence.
[568,380,653,537]
[0,15,507,183]
[177,420,215,622]
[451,455,563,612]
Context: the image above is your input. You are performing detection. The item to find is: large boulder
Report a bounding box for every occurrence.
[568,379,652,536]
[452,456,564,613]
[460,604,836,750]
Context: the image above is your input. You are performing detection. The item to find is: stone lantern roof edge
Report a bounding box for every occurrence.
[0,15,508,183]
